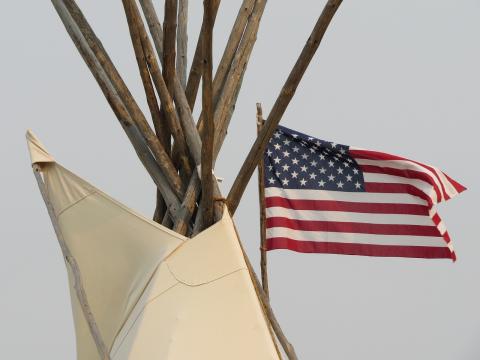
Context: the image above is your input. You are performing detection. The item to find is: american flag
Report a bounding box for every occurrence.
[264,125,466,261]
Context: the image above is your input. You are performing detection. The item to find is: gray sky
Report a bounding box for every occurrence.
[1,1,479,359]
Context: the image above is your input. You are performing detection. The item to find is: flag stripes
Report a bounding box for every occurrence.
[264,126,465,261]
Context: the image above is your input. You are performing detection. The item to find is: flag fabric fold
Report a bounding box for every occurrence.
[264,125,465,261]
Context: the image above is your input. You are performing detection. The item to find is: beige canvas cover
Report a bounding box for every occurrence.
[27,130,280,360]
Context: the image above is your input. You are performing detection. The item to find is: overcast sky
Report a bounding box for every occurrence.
[1,1,479,359]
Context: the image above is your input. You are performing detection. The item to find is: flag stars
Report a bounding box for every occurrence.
[264,127,364,192]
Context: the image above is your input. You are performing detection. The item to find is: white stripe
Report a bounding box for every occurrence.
[266,228,447,248]
[265,187,427,205]
[363,173,437,203]
[355,158,445,201]
[266,207,434,226]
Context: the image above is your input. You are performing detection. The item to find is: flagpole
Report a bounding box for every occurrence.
[256,102,269,300]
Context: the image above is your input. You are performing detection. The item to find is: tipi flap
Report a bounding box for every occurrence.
[26,130,55,165]
[166,208,246,286]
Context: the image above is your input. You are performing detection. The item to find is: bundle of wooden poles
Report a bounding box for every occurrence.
[50,0,343,358]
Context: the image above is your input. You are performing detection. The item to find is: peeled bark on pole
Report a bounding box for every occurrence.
[200,0,215,229]
[50,0,181,219]
[256,103,269,299]
[177,0,188,89]
[227,0,343,214]
[61,0,184,199]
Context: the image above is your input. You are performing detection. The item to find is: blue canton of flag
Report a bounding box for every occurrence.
[264,125,365,192]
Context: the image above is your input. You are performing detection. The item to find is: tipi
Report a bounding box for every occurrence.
[30,0,343,358]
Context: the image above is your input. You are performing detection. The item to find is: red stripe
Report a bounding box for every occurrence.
[350,149,453,200]
[265,196,430,216]
[266,238,454,260]
[430,211,453,245]
[266,217,442,237]
[443,172,467,193]
[360,164,441,202]
[364,182,432,206]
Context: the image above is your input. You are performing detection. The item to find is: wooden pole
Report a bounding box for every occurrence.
[172,0,264,233]
[61,0,184,199]
[212,0,267,160]
[232,220,298,360]
[33,165,110,360]
[123,0,193,179]
[163,0,178,98]
[50,0,181,220]
[227,0,343,214]
[128,0,225,234]
[256,103,269,299]
[185,0,221,110]
[139,0,164,59]
[195,0,257,138]
[177,0,188,89]
[200,0,215,229]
